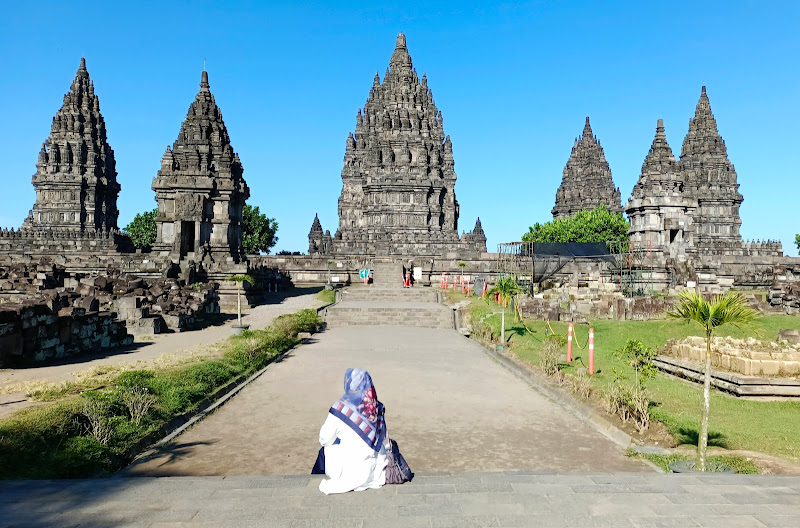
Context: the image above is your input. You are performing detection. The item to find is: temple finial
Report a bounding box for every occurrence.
[701,85,707,96]
[200,71,209,91]
[396,32,406,49]
[79,58,87,72]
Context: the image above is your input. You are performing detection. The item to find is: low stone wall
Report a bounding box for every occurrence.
[0,301,132,367]
[661,336,800,377]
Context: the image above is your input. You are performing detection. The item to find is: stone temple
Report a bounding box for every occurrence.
[552,117,623,220]
[309,33,486,258]
[152,71,250,264]
[23,58,121,233]
[626,87,781,259]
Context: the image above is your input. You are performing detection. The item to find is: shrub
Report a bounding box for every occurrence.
[80,398,114,446]
[293,309,322,333]
[540,335,564,377]
[122,387,157,425]
[569,371,592,399]
[606,382,651,433]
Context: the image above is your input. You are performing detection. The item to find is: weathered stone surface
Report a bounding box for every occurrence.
[679,86,743,252]
[309,34,486,258]
[152,71,249,263]
[22,58,120,234]
[552,117,623,219]
[627,88,782,260]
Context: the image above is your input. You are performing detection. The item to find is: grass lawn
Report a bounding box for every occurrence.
[453,291,800,466]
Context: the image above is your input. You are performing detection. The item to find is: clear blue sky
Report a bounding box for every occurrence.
[1,1,798,254]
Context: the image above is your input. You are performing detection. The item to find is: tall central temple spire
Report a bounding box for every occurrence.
[552,117,623,219]
[310,33,485,257]
[23,58,120,233]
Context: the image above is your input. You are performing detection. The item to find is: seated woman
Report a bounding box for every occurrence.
[317,368,387,495]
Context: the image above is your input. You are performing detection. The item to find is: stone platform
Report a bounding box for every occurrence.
[2,473,799,527]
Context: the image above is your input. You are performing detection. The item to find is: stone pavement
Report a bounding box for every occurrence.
[123,326,645,476]
[1,472,799,527]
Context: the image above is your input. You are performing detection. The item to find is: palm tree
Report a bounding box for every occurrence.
[486,276,521,347]
[667,290,756,471]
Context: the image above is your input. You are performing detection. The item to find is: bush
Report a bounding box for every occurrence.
[540,335,564,377]
[122,387,157,425]
[606,383,651,433]
[569,371,592,399]
[293,309,322,333]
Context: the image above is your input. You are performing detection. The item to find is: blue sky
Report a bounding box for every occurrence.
[1,1,798,254]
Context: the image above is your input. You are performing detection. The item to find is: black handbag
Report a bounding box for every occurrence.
[384,437,413,484]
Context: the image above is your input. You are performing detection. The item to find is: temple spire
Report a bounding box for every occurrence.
[320,33,483,257]
[200,70,210,92]
[24,58,119,232]
[552,117,622,219]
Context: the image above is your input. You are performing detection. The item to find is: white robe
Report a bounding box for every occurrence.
[318,413,387,495]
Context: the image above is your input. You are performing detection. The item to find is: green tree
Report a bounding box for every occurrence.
[795,234,799,255]
[522,205,629,244]
[125,208,157,250]
[667,290,756,471]
[242,205,278,255]
[486,276,521,346]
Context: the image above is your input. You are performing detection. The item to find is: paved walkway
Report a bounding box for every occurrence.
[2,472,799,527]
[124,326,645,476]
[0,290,324,418]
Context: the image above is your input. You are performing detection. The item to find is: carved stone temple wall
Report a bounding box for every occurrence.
[152,71,250,265]
[626,87,782,260]
[308,34,486,258]
[23,58,121,234]
[552,117,623,220]
[0,58,128,261]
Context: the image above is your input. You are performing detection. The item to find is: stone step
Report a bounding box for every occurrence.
[370,262,406,287]
[338,287,438,303]
[324,301,454,330]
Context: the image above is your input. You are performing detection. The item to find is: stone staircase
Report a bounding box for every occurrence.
[369,259,405,287]
[323,285,454,330]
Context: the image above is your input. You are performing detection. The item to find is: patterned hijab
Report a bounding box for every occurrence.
[329,368,386,452]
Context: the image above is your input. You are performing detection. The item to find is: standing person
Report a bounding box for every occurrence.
[317,368,388,494]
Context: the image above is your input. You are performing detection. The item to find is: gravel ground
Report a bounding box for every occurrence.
[0,289,325,419]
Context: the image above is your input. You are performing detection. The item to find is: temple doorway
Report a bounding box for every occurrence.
[180,221,195,257]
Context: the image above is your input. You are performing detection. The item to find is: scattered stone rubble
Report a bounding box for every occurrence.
[0,261,220,366]
[768,281,800,314]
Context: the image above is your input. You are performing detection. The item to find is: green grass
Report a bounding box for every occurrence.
[459,293,800,465]
[627,450,760,474]
[317,287,336,305]
[0,309,322,479]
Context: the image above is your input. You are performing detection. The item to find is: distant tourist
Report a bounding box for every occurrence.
[314,368,388,494]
